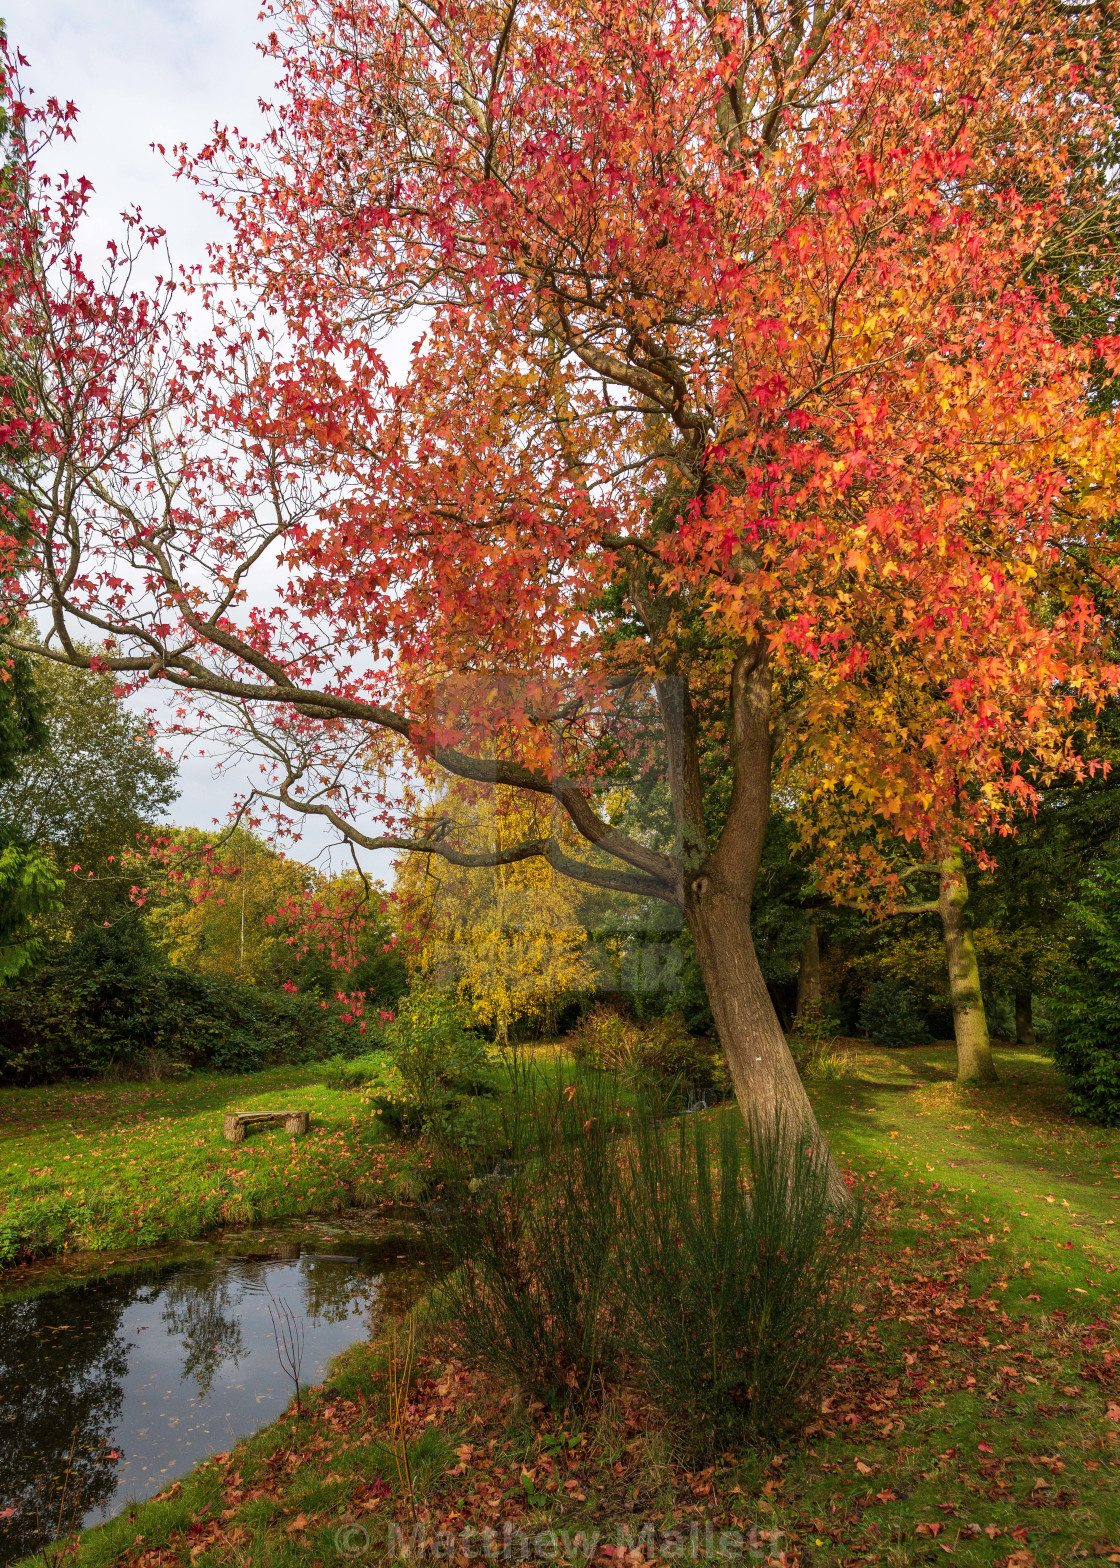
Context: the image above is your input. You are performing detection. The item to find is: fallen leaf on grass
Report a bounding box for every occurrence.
[855,1461,873,1475]
[285,1514,308,1534]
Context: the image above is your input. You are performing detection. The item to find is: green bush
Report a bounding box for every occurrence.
[618,1114,863,1453]
[857,981,931,1048]
[0,917,365,1083]
[388,990,490,1095]
[788,1002,846,1078]
[320,1050,387,1090]
[382,990,499,1159]
[1048,859,1120,1124]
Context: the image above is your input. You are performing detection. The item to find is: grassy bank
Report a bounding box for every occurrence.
[17,1044,1120,1568]
[0,1044,668,1272]
[814,1040,1120,1305]
[0,1066,419,1266]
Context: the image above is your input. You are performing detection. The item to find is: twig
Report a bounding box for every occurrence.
[266,1289,306,1419]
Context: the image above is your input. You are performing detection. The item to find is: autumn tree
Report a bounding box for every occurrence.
[139,826,314,981]
[396,781,596,1042]
[130,826,396,998]
[3,0,1120,1193]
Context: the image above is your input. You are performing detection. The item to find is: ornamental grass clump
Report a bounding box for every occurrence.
[618,1113,863,1455]
[437,1064,624,1405]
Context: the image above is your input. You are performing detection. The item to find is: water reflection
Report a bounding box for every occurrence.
[161,1271,247,1397]
[0,1230,422,1565]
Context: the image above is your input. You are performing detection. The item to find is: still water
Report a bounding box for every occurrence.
[0,1221,424,1564]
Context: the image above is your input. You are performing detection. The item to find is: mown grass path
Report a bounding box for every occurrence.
[0,1067,411,1269]
[813,1042,1120,1310]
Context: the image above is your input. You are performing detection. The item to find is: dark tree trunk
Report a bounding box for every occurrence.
[666,645,849,1206]
[796,924,822,1020]
[1015,990,1035,1048]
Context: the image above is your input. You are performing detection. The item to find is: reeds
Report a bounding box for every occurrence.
[439,1089,863,1453]
[618,1112,864,1452]
[266,1289,306,1419]
[438,1064,624,1404]
[387,1312,417,1520]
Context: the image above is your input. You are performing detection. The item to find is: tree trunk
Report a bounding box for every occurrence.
[938,851,998,1083]
[677,646,850,1207]
[687,891,849,1202]
[796,924,822,1021]
[1015,990,1035,1048]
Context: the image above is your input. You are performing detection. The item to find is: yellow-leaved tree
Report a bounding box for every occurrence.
[137,827,315,984]
[395,785,595,1043]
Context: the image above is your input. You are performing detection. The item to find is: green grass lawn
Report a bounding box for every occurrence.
[0,1065,417,1268]
[814,1040,1120,1312]
[11,1042,1120,1568]
[0,1045,665,1276]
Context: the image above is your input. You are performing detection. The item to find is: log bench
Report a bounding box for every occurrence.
[222,1110,310,1143]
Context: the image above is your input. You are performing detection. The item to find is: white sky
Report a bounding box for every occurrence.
[6,1,399,878]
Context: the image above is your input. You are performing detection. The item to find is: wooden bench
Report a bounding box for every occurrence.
[222,1110,310,1143]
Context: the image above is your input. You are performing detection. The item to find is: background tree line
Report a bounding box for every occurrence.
[0,656,408,1082]
[6,646,1120,1130]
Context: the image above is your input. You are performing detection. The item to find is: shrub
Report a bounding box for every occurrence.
[569,1005,721,1087]
[320,1052,386,1091]
[381,990,500,1160]
[857,981,931,1048]
[568,1003,638,1070]
[0,917,365,1083]
[1048,859,1120,1124]
[367,1087,424,1139]
[387,990,492,1100]
[788,1003,847,1078]
[618,1113,863,1454]
[436,1068,624,1403]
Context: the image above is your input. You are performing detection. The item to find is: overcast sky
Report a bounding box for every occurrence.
[6,2,400,877]
[6,1,272,263]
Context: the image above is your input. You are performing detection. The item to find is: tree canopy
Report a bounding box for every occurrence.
[1,0,1119,1178]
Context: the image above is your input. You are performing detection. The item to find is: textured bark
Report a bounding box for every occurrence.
[938,852,998,1083]
[687,890,846,1198]
[673,646,849,1206]
[1015,990,1036,1048]
[796,925,823,1020]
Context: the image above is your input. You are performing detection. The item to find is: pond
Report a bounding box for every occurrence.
[0,1215,427,1565]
